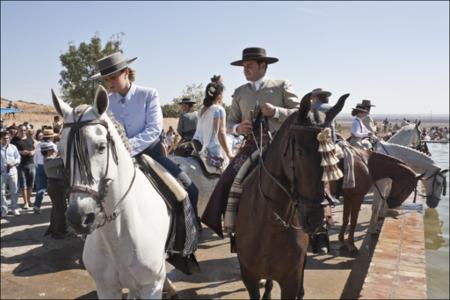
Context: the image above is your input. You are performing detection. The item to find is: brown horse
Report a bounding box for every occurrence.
[336,146,423,252]
[235,92,349,299]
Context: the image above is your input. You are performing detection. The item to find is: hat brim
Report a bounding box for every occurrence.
[312,91,332,98]
[352,107,369,113]
[230,57,279,66]
[89,57,138,80]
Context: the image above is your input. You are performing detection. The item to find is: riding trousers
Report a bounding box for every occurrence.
[140,140,199,217]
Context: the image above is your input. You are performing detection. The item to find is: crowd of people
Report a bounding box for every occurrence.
[421,126,449,141]
[1,115,68,239]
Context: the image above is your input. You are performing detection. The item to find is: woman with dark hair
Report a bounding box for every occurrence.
[193,75,233,171]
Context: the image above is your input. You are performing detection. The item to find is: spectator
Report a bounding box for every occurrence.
[1,131,21,217]
[11,124,36,209]
[33,128,57,214]
[42,141,67,239]
[52,115,63,133]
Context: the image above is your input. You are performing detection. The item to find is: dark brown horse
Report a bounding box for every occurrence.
[235,92,349,299]
[336,146,423,252]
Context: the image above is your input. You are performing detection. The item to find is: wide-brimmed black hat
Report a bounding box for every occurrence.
[311,88,332,98]
[178,97,196,104]
[351,104,369,116]
[89,52,137,80]
[230,47,279,66]
[360,99,375,108]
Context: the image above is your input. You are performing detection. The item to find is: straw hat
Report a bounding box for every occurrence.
[42,128,56,138]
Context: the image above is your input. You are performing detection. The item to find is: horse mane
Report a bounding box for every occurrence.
[72,104,132,156]
[382,141,435,165]
[106,112,133,156]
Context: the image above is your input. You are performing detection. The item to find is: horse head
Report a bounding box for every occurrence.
[389,122,421,148]
[52,86,130,234]
[284,92,348,233]
[386,168,424,208]
[425,168,448,208]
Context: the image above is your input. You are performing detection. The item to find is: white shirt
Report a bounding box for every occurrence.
[1,143,21,175]
[351,117,371,138]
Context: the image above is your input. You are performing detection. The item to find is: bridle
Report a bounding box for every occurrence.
[63,107,136,227]
[420,169,447,199]
[253,121,326,232]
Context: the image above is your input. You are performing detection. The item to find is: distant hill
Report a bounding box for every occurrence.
[1,97,56,114]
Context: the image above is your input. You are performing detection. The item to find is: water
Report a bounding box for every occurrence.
[424,143,450,299]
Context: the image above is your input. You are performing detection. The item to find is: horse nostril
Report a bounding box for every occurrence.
[84,213,96,226]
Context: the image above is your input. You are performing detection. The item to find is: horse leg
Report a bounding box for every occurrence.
[338,196,350,244]
[163,277,178,299]
[261,279,273,299]
[95,282,123,299]
[239,261,261,299]
[347,199,363,253]
[370,188,382,234]
[295,253,307,299]
[139,276,166,299]
[279,277,302,300]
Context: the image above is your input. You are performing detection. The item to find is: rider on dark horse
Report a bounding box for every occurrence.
[201,47,300,239]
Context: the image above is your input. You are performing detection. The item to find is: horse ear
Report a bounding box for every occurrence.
[51,89,71,117]
[324,93,349,126]
[93,85,109,116]
[416,120,421,127]
[440,169,449,175]
[298,92,312,122]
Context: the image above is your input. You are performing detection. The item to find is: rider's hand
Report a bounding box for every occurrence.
[237,120,252,135]
[260,103,276,117]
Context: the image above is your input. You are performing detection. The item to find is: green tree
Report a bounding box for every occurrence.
[58,33,124,106]
[161,82,231,118]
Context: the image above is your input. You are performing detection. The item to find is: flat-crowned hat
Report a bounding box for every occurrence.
[311,88,332,98]
[89,52,137,80]
[360,99,375,108]
[230,47,279,66]
[42,128,56,138]
[351,104,369,116]
[178,97,196,104]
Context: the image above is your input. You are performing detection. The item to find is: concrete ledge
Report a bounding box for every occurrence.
[360,192,427,299]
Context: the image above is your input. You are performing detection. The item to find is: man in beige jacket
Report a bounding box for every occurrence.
[201,47,300,238]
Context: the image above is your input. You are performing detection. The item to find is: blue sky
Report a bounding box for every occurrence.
[1,1,449,114]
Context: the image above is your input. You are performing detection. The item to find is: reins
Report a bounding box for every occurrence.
[252,120,325,232]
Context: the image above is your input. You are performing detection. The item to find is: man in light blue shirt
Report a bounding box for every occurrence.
[1,131,21,217]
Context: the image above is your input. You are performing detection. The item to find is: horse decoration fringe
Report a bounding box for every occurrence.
[317,128,343,182]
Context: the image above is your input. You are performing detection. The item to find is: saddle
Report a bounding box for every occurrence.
[135,154,200,275]
[189,140,223,178]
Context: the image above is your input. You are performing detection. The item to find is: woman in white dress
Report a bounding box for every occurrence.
[193,75,233,171]
[349,104,378,149]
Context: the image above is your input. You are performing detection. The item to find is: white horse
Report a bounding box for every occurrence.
[370,140,448,233]
[169,135,243,216]
[52,86,170,299]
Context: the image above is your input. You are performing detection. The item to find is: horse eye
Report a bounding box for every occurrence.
[97,143,106,153]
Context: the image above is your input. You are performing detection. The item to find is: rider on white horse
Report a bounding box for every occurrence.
[90,52,200,221]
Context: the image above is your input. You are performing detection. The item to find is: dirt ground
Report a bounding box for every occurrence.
[1,193,379,299]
